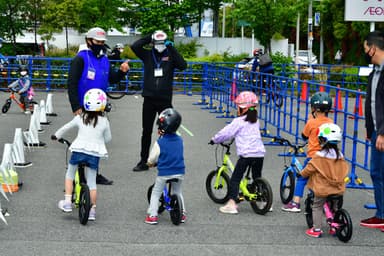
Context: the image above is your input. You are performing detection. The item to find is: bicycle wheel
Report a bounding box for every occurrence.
[147,184,165,214]
[280,169,295,204]
[170,194,182,225]
[334,209,353,242]
[304,192,314,228]
[106,83,127,99]
[249,177,273,215]
[205,170,230,204]
[2,100,11,113]
[78,184,91,225]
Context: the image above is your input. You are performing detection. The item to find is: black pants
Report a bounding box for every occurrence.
[228,157,264,200]
[140,96,172,163]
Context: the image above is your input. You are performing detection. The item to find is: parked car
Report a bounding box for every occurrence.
[294,50,318,65]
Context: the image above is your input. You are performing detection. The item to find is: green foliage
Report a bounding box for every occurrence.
[174,40,202,59]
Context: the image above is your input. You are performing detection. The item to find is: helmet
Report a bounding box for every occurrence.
[86,27,107,41]
[83,89,107,112]
[234,91,258,108]
[18,65,28,76]
[115,43,124,49]
[157,108,182,134]
[152,30,167,44]
[317,123,342,145]
[253,48,260,56]
[310,92,332,112]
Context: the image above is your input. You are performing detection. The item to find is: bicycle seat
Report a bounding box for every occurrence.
[166,178,179,183]
[326,194,343,201]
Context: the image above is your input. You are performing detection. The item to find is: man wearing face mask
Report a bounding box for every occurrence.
[68,27,130,185]
[360,30,384,229]
[130,30,187,172]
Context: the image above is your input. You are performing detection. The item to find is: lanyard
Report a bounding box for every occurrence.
[151,49,168,68]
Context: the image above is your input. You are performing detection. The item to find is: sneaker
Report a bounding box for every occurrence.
[360,216,384,228]
[329,227,337,236]
[181,212,187,223]
[133,162,149,172]
[269,205,273,212]
[145,215,158,225]
[58,200,72,213]
[96,174,113,185]
[306,228,323,238]
[88,207,96,221]
[219,204,238,214]
[24,110,31,114]
[281,201,301,213]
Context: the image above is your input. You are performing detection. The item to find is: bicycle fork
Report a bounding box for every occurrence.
[213,166,228,189]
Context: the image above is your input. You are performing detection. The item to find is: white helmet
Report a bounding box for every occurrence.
[86,27,107,41]
[152,30,167,43]
[115,43,124,49]
[83,89,107,112]
[317,123,342,144]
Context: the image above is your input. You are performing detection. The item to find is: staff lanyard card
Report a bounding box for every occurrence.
[87,68,96,80]
[154,67,163,77]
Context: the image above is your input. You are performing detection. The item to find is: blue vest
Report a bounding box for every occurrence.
[77,51,110,107]
[157,134,185,176]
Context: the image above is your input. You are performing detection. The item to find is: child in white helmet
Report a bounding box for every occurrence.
[52,88,111,221]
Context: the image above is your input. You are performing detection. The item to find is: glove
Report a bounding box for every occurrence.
[208,140,215,145]
[51,135,57,140]
[164,40,174,47]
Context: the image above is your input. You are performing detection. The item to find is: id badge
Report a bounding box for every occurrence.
[154,68,163,77]
[87,68,96,80]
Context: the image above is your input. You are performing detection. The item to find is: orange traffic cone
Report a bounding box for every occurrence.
[319,84,325,92]
[349,89,363,119]
[300,81,308,102]
[334,85,343,111]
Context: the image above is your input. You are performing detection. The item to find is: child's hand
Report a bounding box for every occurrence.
[208,140,215,145]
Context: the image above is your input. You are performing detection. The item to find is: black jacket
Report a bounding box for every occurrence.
[365,68,384,139]
[131,34,187,101]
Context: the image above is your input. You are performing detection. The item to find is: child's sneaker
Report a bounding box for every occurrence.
[145,215,158,225]
[219,204,238,214]
[281,201,301,212]
[88,207,96,221]
[306,228,323,238]
[329,227,336,236]
[181,212,187,223]
[58,200,72,213]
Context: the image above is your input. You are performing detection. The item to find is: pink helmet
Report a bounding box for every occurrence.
[235,91,258,108]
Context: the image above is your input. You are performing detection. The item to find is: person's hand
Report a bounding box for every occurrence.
[208,140,215,145]
[74,108,82,116]
[120,60,130,73]
[51,135,57,140]
[165,40,174,47]
[376,134,384,152]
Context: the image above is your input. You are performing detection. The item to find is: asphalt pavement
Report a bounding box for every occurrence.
[0,91,383,256]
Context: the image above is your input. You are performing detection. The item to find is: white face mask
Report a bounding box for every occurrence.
[20,71,27,76]
[154,44,166,53]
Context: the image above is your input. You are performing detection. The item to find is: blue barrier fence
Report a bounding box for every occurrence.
[0,56,372,191]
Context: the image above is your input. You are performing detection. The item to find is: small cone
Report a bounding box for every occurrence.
[39,99,51,125]
[46,93,57,116]
[348,89,364,119]
[12,128,32,168]
[319,84,325,92]
[334,85,343,111]
[300,81,308,102]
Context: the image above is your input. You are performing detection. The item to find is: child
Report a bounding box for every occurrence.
[299,123,349,238]
[210,91,265,214]
[145,108,186,224]
[8,65,32,114]
[52,88,111,221]
[282,91,333,212]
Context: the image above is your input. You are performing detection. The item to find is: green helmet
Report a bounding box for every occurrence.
[310,92,332,112]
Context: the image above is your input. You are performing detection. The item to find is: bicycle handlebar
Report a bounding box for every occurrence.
[271,136,306,152]
[51,135,71,147]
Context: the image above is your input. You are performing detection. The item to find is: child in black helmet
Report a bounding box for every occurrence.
[145,108,186,225]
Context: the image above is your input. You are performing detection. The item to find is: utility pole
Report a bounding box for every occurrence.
[308,0,313,67]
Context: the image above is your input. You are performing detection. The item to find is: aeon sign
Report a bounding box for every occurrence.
[345,0,384,21]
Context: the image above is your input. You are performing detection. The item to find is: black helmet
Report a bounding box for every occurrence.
[157,108,182,134]
[310,92,332,112]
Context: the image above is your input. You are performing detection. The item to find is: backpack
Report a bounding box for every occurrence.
[259,53,272,67]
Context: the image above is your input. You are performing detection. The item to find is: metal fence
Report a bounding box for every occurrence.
[0,56,372,191]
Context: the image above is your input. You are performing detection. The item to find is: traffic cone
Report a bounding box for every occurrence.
[334,85,343,111]
[349,89,363,119]
[300,81,308,102]
[319,84,325,92]
[12,128,32,168]
[46,93,57,116]
[39,99,51,125]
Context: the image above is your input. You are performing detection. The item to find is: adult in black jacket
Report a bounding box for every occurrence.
[131,30,187,172]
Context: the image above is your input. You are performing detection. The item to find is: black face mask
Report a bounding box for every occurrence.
[90,44,106,58]
[365,52,372,64]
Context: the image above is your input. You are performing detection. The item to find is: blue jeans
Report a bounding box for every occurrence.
[293,158,311,198]
[370,131,384,219]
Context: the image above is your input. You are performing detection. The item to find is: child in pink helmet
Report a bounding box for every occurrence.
[209,91,266,214]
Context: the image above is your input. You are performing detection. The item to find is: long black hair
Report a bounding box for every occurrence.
[82,111,103,127]
[240,106,258,123]
[320,138,341,161]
